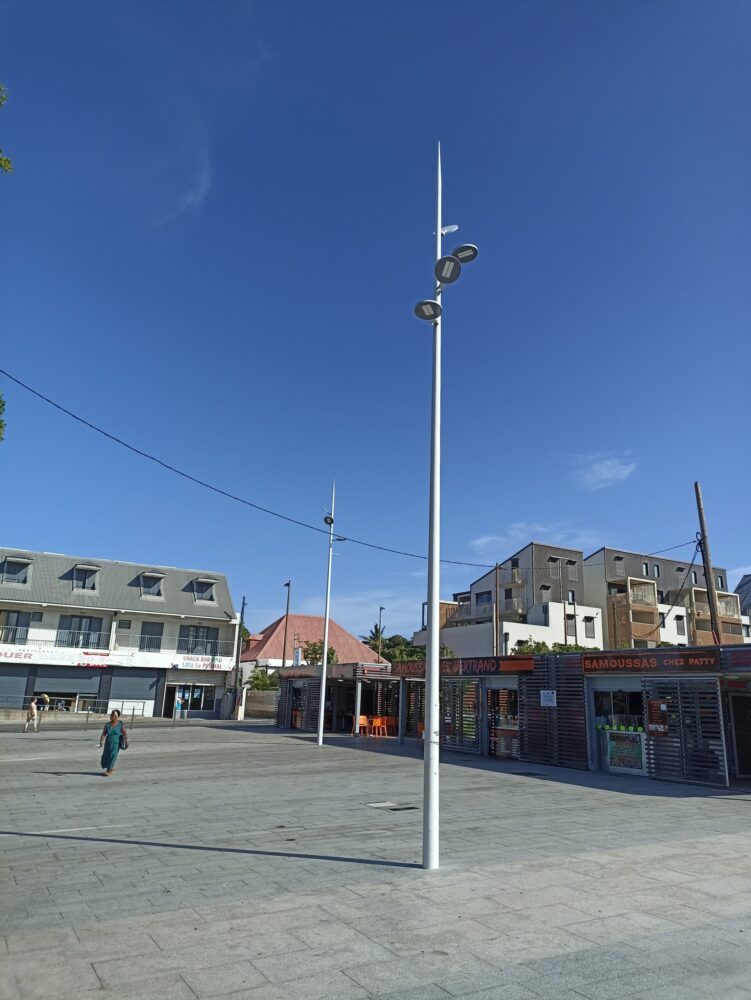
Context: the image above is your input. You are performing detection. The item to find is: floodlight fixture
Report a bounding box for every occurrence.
[452,244,479,263]
[434,255,462,284]
[414,299,442,321]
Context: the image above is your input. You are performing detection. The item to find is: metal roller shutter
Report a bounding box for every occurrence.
[519,656,587,769]
[440,679,480,753]
[276,680,291,727]
[642,677,728,787]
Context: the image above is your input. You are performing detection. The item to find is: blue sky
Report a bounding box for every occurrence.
[1,1,750,637]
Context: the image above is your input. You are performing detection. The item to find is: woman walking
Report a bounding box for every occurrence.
[98,710,128,776]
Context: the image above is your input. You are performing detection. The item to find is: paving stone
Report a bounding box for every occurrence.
[180,960,268,996]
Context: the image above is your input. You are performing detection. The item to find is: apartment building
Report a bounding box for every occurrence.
[583,548,750,649]
[736,574,751,616]
[0,547,239,717]
[413,542,604,657]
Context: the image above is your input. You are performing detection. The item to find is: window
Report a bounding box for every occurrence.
[178,625,219,655]
[743,624,750,639]
[567,560,578,581]
[3,559,30,585]
[642,562,649,576]
[140,573,164,598]
[139,621,164,652]
[475,590,492,606]
[717,575,725,590]
[565,614,576,637]
[676,566,684,574]
[584,616,595,639]
[692,571,698,585]
[653,565,660,579]
[56,615,104,648]
[511,558,519,569]
[73,567,97,591]
[30,611,43,622]
[549,558,560,579]
[657,590,664,603]
[118,619,131,630]
[1,610,30,645]
[659,613,666,628]
[567,590,576,603]
[193,579,216,603]
[504,588,512,601]
[675,615,686,636]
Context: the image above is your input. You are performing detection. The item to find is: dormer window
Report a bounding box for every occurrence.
[140,573,164,599]
[2,558,31,585]
[193,578,216,603]
[72,565,98,591]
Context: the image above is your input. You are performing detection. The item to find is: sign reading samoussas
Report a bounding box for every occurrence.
[582,650,720,673]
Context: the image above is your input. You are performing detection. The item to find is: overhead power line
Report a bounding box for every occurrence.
[0,367,700,574]
[0,367,494,568]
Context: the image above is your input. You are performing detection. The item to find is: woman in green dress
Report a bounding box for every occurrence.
[98,710,128,776]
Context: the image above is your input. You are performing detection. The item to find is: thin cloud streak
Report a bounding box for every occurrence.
[571,453,637,491]
[470,521,603,561]
[161,145,212,224]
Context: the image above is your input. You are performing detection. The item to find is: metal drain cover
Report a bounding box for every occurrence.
[366,801,418,811]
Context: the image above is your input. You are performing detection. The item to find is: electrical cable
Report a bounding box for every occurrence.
[0,367,495,568]
[641,543,701,639]
[0,367,703,574]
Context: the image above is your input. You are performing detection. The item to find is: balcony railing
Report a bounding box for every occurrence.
[694,598,741,620]
[628,584,657,607]
[55,630,109,649]
[499,567,525,587]
[447,603,494,623]
[0,629,235,657]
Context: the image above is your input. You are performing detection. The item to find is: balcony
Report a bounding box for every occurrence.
[114,633,235,657]
[628,583,657,607]
[446,603,494,624]
[499,567,525,587]
[56,630,109,649]
[0,625,28,645]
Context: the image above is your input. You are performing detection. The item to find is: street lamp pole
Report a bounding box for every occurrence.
[414,146,478,871]
[316,479,335,747]
[280,580,292,673]
[378,605,385,660]
[423,144,443,870]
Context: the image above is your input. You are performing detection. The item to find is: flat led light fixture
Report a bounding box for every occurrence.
[434,255,461,284]
[414,299,442,320]
[452,244,479,263]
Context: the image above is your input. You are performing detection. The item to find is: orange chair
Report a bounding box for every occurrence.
[386,716,397,736]
[370,716,388,737]
[355,714,370,736]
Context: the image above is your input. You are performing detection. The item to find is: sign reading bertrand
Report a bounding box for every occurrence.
[582,650,720,673]
[390,657,534,678]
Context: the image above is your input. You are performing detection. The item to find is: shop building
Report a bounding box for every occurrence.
[0,547,239,717]
[412,543,604,657]
[241,613,387,680]
[275,646,751,790]
[583,547,749,648]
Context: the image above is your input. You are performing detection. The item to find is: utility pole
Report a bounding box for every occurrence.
[231,595,247,718]
[493,563,500,656]
[378,605,384,661]
[280,581,292,672]
[694,481,722,645]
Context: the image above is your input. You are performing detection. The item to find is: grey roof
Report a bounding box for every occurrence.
[0,547,235,619]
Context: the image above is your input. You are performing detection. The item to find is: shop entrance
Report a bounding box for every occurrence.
[487,687,519,758]
[730,694,751,778]
[162,683,217,717]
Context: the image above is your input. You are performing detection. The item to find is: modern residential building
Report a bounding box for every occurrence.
[736,574,751,616]
[0,547,239,717]
[413,543,604,657]
[583,547,750,649]
[240,613,387,681]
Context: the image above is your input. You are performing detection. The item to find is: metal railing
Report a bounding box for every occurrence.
[0,628,234,657]
[0,696,147,731]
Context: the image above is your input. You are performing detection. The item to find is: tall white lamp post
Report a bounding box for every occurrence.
[316,480,336,747]
[414,144,479,869]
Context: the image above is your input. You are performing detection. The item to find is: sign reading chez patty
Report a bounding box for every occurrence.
[390,657,534,678]
[582,649,720,673]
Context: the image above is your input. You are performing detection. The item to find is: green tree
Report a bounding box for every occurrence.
[511,637,599,655]
[240,624,251,642]
[0,85,11,174]
[302,640,337,665]
[248,670,278,690]
[362,623,384,653]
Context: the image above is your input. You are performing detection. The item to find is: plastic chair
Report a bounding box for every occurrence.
[355,714,370,736]
[386,716,397,736]
[370,716,388,737]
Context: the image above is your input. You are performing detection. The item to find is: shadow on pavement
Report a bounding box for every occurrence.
[0,829,420,869]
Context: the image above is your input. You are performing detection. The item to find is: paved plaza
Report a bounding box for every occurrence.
[1,722,751,1000]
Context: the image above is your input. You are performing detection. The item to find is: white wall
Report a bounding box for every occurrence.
[413,600,603,656]
[657,604,689,646]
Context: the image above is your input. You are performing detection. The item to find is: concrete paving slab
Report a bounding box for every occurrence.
[2,725,751,1000]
